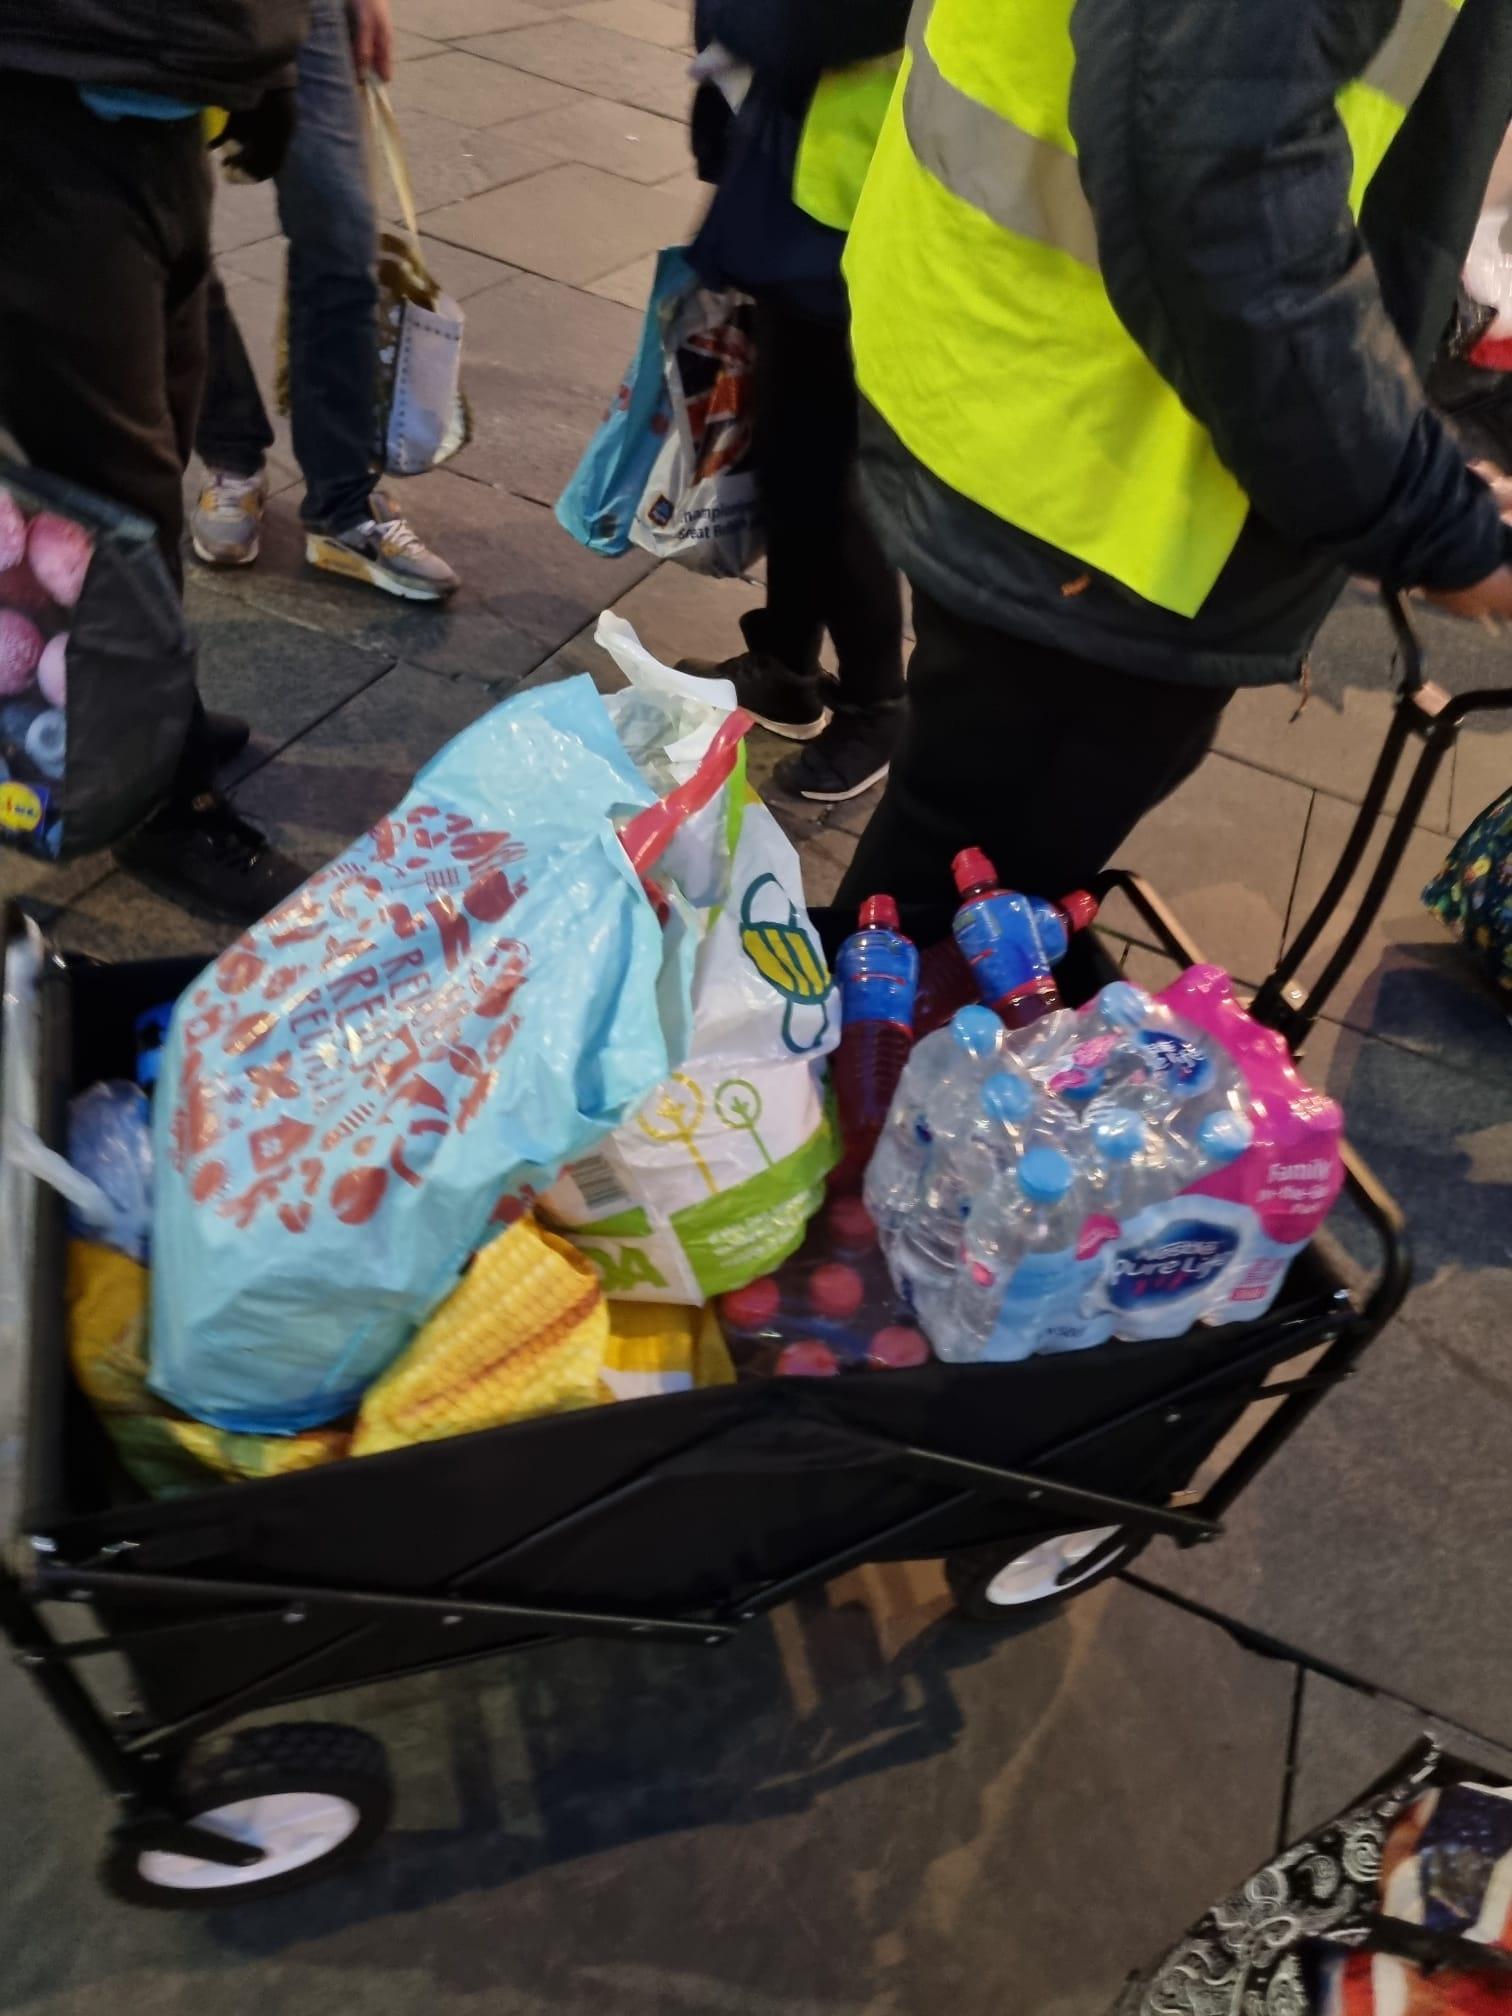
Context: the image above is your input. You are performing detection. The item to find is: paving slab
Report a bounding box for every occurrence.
[50,873,241,963]
[221,224,512,302]
[393,26,447,59]
[186,582,396,783]
[195,476,649,685]
[381,101,560,211]
[1096,751,1312,986]
[1288,1670,1512,1840]
[210,178,279,256]
[460,19,693,119]
[391,49,580,128]
[445,271,642,503]
[232,660,501,865]
[1448,702,1512,837]
[1284,790,1508,1081]
[567,0,691,48]
[0,1574,1292,2016]
[1215,589,1454,833]
[422,163,691,285]
[501,92,690,182]
[587,250,659,307]
[1140,1011,1512,1748]
[395,0,549,36]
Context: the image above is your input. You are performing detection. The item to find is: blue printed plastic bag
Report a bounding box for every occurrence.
[555,247,693,557]
[149,674,746,1434]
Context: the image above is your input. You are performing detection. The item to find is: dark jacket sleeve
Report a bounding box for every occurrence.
[1068,0,1506,593]
[698,0,910,88]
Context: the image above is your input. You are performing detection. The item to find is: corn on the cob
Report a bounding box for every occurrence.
[351,1220,609,1456]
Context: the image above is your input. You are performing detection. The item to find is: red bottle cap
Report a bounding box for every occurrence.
[858,894,901,931]
[777,1340,841,1378]
[720,1276,782,1332]
[826,1195,878,1254]
[868,1325,930,1369]
[1057,890,1100,934]
[809,1262,866,1321]
[953,847,998,896]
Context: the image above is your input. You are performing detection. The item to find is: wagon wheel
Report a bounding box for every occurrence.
[945,1527,1145,1630]
[102,1723,393,1907]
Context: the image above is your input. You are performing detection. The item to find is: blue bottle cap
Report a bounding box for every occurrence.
[1197,1110,1253,1164]
[1097,981,1153,1030]
[949,1004,1003,1058]
[1018,1144,1074,1204]
[1092,1108,1146,1163]
[980,1072,1034,1124]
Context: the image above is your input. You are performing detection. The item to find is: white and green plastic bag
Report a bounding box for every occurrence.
[542,615,839,1302]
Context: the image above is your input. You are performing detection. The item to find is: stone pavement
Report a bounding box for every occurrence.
[4,6,1512,2009]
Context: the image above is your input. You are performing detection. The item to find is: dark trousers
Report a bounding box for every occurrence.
[0,74,215,794]
[835,584,1232,943]
[196,0,379,532]
[747,297,904,709]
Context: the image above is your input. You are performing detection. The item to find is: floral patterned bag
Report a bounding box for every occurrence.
[1112,1741,1512,2014]
[1424,788,1512,1012]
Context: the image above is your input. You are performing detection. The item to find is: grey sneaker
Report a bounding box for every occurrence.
[191,469,268,567]
[305,506,459,601]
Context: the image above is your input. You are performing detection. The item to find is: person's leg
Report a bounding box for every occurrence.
[834,585,1232,943]
[749,295,840,675]
[194,269,277,482]
[0,80,200,583]
[278,0,380,534]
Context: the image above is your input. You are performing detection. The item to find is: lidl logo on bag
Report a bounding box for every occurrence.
[737,872,834,1054]
[0,782,46,834]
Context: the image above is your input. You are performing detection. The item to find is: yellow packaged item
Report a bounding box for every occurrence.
[67,1241,347,1498]
[600,1301,735,1401]
[351,1219,608,1457]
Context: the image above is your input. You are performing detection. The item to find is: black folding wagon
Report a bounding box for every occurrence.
[3,596,1505,1906]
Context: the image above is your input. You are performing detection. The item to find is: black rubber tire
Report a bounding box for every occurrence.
[946,1529,1144,1631]
[102,1722,393,1909]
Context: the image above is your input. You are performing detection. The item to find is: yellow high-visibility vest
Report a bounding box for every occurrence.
[845,0,1465,618]
[793,53,902,233]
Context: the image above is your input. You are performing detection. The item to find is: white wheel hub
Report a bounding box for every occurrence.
[983,1526,1123,1607]
[138,1792,361,1891]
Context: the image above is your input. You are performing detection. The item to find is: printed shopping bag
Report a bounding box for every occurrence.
[542,616,838,1303]
[149,675,748,1435]
[0,460,195,858]
[1424,786,1512,1007]
[1111,1741,1512,2015]
[629,268,762,577]
[557,248,763,575]
[556,247,690,558]
[273,83,469,475]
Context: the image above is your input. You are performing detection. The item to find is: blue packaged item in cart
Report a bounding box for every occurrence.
[67,1080,153,1263]
[149,674,747,1435]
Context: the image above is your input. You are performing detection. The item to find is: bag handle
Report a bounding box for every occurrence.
[619,710,752,879]
[366,78,423,255]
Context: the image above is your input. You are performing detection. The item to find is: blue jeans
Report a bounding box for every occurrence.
[196,0,378,533]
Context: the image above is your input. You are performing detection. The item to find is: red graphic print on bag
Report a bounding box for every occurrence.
[167,807,531,1235]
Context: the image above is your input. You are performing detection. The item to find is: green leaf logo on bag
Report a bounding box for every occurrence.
[737,872,835,1054]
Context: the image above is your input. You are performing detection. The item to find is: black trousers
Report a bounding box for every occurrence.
[0,75,215,790]
[834,584,1232,944]
[747,296,904,709]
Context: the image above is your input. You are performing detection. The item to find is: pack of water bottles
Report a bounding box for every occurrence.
[862,968,1344,1362]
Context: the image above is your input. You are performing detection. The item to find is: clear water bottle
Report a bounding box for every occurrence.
[1087,1108,1179,1222]
[930,1145,1087,1363]
[863,1004,1005,1236]
[893,1069,1036,1318]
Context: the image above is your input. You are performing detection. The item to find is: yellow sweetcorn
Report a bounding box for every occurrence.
[351,1220,609,1456]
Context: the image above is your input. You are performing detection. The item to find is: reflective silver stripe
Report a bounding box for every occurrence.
[1362,0,1461,108]
[901,21,1101,269]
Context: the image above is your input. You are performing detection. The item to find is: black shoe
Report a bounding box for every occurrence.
[204,711,252,767]
[114,792,308,925]
[773,703,902,802]
[675,650,831,741]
